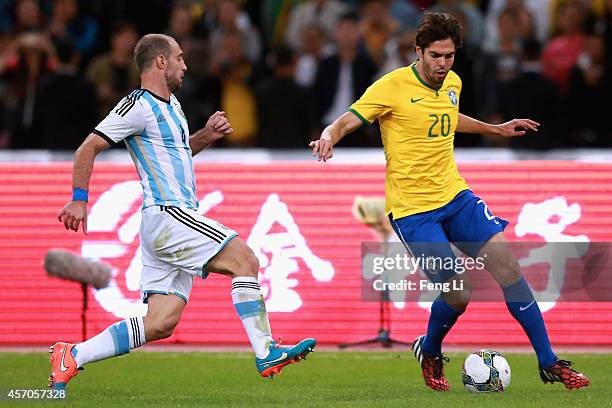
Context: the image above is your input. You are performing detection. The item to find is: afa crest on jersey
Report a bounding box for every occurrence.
[448,88,458,106]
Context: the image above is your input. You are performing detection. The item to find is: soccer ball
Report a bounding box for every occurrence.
[462,349,511,392]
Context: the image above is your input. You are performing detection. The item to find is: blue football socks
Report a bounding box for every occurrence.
[422,295,464,356]
[503,276,557,369]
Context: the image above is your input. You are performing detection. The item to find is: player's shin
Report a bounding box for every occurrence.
[231,277,274,359]
[422,294,464,355]
[72,316,146,368]
[502,276,557,368]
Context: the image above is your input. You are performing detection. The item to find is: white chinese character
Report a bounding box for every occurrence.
[247,194,334,312]
[515,197,589,312]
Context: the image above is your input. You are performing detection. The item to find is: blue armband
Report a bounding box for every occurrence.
[72,188,88,202]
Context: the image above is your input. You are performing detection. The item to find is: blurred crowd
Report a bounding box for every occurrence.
[0,0,611,150]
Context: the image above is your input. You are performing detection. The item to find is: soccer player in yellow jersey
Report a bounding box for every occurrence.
[311,12,589,391]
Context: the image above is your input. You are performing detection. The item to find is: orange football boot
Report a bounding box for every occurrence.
[48,342,81,390]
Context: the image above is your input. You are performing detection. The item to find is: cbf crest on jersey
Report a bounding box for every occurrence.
[448,88,458,106]
[448,88,459,106]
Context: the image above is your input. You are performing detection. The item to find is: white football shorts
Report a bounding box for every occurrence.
[139,205,237,303]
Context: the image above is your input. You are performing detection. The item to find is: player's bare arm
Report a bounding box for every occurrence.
[457,113,540,137]
[310,111,363,162]
[189,110,234,156]
[57,134,111,234]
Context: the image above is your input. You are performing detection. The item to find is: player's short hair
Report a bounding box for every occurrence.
[133,34,174,72]
[416,12,462,50]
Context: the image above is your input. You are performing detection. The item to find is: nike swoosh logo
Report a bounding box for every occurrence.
[60,347,69,372]
[261,352,288,367]
[411,97,424,103]
[519,301,536,311]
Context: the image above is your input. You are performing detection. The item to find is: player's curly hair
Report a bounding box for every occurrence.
[416,12,462,50]
[133,34,173,72]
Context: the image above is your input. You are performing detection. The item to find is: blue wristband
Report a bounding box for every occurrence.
[72,188,88,202]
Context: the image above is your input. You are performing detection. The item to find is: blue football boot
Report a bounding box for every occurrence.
[256,338,316,378]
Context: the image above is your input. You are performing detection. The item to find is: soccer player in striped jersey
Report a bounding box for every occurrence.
[51,34,315,392]
[311,12,588,391]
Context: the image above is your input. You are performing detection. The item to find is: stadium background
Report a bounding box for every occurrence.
[1,0,611,350]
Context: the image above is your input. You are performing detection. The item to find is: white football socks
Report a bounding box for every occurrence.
[73,316,146,367]
[231,277,273,359]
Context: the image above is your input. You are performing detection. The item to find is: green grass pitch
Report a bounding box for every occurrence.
[0,351,610,407]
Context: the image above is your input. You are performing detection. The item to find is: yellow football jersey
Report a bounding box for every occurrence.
[349,62,469,219]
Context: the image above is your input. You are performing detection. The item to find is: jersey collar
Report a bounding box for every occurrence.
[142,88,171,104]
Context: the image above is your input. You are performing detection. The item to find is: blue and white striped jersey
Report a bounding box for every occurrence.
[94,89,198,210]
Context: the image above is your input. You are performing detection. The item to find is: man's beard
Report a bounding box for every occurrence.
[166,73,182,92]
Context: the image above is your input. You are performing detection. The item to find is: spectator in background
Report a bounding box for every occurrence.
[359,0,400,67]
[260,0,301,46]
[477,7,523,122]
[48,0,98,58]
[32,38,97,150]
[256,46,317,148]
[166,1,195,44]
[542,0,587,94]
[484,0,549,52]
[378,29,416,76]
[314,12,378,146]
[210,30,258,147]
[86,22,139,120]
[549,0,606,34]
[285,0,350,50]
[210,0,262,63]
[166,2,212,133]
[568,34,611,146]
[6,0,45,37]
[603,0,612,65]
[166,0,211,70]
[193,0,221,37]
[0,31,56,148]
[431,0,485,48]
[295,23,334,88]
[497,39,563,149]
[514,4,538,40]
[388,0,422,30]
[440,5,480,145]
[0,0,45,147]
[0,0,42,68]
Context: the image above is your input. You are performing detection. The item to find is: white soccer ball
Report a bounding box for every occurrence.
[462,349,511,392]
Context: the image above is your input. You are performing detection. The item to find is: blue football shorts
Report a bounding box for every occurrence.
[389,190,508,284]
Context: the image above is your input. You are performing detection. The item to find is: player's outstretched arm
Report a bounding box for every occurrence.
[457,113,539,137]
[310,111,363,162]
[57,134,111,234]
[189,111,234,156]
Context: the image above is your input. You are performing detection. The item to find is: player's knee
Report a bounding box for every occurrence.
[245,251,260,276]
[157,317,179,339]
[445,288,471,310]
[149,316,180,340]
[496,253,522,286]
[444,277,472,310]
[234,249,260,278]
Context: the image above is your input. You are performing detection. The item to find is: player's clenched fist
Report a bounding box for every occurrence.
[57,201,88,234]
[205,111,233,142]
